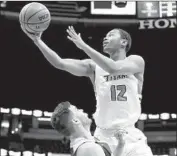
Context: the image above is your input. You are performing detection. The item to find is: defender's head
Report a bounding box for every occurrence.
[103,29,132,54]
[51,101,92,137]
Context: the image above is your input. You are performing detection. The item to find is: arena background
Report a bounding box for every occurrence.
[0,1,177,156]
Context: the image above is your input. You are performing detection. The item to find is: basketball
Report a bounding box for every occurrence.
[19,2,51,33]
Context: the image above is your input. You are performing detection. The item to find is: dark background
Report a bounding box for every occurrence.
[0,16,177,115]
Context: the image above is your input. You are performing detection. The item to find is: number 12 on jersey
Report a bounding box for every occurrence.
[111,85,127,101]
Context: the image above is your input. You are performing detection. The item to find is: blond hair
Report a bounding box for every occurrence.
[51,103,92,132]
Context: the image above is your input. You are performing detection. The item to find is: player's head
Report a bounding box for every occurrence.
[51,101,92,137]
[103,29,132,54]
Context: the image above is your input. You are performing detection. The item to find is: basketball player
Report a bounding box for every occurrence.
[51,101,126,156]
[66,26,153,156]
[21,25,153,156]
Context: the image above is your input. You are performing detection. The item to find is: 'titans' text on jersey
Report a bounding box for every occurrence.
[93,65,141,129]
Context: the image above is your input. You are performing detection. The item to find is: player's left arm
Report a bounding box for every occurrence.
[113,55,145,74]
[112,141,125,156]
[67,26,144,74]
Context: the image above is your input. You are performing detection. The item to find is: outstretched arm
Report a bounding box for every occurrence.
[67,26,144,74]
[79,44,144,75]
[21,26,95,77]
[34,39,95,77]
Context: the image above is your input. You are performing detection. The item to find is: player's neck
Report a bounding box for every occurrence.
[70,127,92,140]
[110,49,126,61]
[70,129,93,149]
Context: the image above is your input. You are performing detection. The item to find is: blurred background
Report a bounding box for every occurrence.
[0,1,177,156]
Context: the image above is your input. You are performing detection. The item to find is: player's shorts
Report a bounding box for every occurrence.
[94,126,153,156]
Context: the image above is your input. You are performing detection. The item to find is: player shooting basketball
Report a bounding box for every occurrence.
[21,24,153,156]
[66,26,153,156]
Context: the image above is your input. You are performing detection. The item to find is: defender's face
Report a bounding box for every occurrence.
[58,110,82,136]
[55,103,91,136]
[58,111,74,136]
[103,29,122,54]
[68,107,91,133]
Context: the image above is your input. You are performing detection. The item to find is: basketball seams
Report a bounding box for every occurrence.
[19,4,31,29]
[26,19,50,33]
[21,3,33,33]
[20,19,50,25]
[27,8,48,23]
[24,4,32,23]
[19,3,51,33]
[26,8,49,33]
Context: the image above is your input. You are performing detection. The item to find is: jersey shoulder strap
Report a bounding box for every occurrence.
[94,137,111,156]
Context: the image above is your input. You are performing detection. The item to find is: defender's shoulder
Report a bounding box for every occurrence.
[77,142,105,156]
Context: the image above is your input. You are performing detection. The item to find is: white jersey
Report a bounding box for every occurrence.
[93,65,141,129]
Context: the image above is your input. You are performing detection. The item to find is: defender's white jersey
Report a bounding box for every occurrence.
[93,65,141,129]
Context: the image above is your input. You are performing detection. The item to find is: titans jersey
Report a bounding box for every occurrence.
[93,65,141,129]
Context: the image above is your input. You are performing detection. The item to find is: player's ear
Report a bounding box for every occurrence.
[72,118,80,125]
[121,39,128,47]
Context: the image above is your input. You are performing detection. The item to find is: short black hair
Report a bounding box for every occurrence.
[115,28,132,53]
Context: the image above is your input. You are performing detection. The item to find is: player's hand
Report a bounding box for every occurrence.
[66,26,86,50]
[20,25,42,42]
[114,129,127,146]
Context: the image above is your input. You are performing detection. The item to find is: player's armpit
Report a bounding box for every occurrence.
[59,59,95,77]
[110,55,145,74]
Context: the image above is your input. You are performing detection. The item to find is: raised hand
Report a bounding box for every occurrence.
[114,129,127,146]
[66,26,86,50]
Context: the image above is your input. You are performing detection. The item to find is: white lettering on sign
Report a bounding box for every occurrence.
[139,18,177,29]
